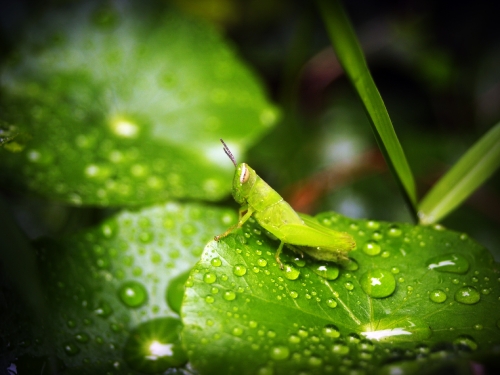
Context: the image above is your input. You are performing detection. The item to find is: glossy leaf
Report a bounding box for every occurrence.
[182,212,500,374]
[418,122,500,224]
[2,202,237,374]
[316,0,417,217]
[0,1,278,206]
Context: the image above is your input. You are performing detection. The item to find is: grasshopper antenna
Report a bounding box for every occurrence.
[220,139,237,167]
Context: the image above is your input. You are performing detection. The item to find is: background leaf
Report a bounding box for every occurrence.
[0,1,278,206]
[2,202,236,374]
[182,212,500,374]
[316,0,418,217]
[418,122,500,225]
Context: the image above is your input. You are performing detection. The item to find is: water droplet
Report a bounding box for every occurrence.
[372,231,383,241]
[283,263,300,280]
[312,263,339,280]
[344,282,354,291]
[289,334,300,344]
[211,258,222,267]
[308,356,322,366]
[223,291,236,301]
[455,286,480,304]
[362,241,381,256]
[347,333,360,344]
[344,258,359,271]
[429,289,447,303]
[323,324,340,338]
[473,324,483,331]
[326,299,337,308]
[366,221,380,229]
[292,257,306,267]
[63,342,80,356]
[426,254,469,274]
[257,258,267,267]
[203,272,217,284]
[232,327,243,336]
[205,295,214,304]
[360,269,396,298]
[75,333,89,343]
[233,264,247,276]
[289,291,298,299]
[453,335,478,351]
[123,317,187,372]
[388,225,402,237]
[94,300,113,318]
[118,281,148,308]
[332,343,349,355]
[166,270,190,314]
[270,346,290,360]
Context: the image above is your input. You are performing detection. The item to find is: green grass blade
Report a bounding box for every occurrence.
[418,122,500,225]
[316,0,418,218]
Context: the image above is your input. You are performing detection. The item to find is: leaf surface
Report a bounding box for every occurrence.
[0,2,277,205]
[182,212,500,374]
[2,202,236,374]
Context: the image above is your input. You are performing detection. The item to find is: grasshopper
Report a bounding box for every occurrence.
[215,139,356,269]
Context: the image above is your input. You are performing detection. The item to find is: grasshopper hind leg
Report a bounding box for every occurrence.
[275,241,285,270]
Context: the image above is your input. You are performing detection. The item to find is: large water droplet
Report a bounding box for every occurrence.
[362,241,381,256]
[118,281,148,308]
[454,286,480,304]
[123,318,187,372]
[166,270,190,314]
[360,269,396,298]
[203,272,217,284]
[223,291,236,301]
[270,346,290,360]
[311,263,339,280]
[426,254,469,274]
[233,264,247,276]
[429,289,447,303]
[323,324,340,338]
[211,258,222,267]
[283,263,300,280]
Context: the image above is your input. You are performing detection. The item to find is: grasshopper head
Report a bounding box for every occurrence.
[232,163,257,205]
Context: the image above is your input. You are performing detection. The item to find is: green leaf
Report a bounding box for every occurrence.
[418,122,500,224]
[316,0,417,217]
[182,212,500,374]
[0,2,278,206]
[2,202,237,374]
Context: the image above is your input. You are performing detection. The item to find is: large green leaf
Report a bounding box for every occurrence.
[0,1,278,206]
[182,212,500,374]
[2,202,236,374]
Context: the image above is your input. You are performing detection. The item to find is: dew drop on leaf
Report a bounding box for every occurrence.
[283,263,300,280]
[74,333,89,343]
[311,263,339,280]
[203,272,217,284]
[123,317,187,373]
[210,257,222,267]
[326,299,337,308]
[270,346,290,360]
[233,264,247,276]
[93,300,113,318]
[63,342,80,356]
[223,291,236,301]
[360,269,396,298]
[332,343,349,355]
[322,324,340,338]
[362,240,381,256]
[454,286,480,304]
[166,270,190,314]
[388,225,402,237]
[118,281,148,308]
[429,289,447,303]
[426,253,470,274]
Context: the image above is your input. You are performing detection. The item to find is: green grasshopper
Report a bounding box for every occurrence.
[215,139,356,269]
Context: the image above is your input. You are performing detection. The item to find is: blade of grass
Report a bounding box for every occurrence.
[418,122,500,225]
[316,0,417,219]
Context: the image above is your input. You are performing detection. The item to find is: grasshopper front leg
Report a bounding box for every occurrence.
[214,205,254,241]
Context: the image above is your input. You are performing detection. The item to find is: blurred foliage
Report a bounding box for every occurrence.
[1,0,499,374]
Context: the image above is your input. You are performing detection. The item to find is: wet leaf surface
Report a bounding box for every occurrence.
[0,1,277,205]
[182,212,500,375]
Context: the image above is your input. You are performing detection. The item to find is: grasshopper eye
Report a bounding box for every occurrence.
[240,164,250,184]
